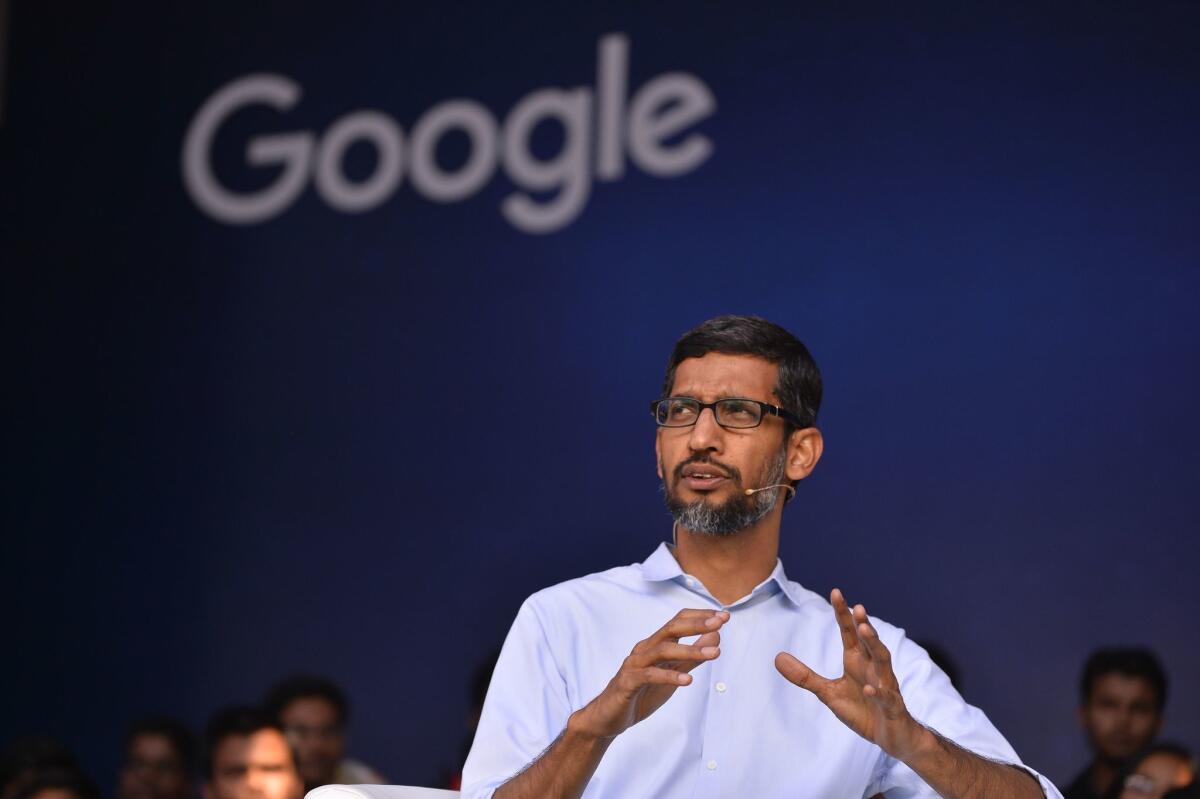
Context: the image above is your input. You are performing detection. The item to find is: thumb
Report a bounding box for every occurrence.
[775,651,828,696]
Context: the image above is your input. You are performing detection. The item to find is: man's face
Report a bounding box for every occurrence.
[1118,752,1195,799]
[1079,673,1163,761]
[656,353,808,535]
[204,730,302,799]
[279,698,345,788]
[119,734,192,799]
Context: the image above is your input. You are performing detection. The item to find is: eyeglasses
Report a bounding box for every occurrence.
[650,397,803,429]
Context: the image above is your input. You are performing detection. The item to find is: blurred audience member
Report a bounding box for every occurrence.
[262,676,383,790]
[1110,743,1196,799]
[0,737,79,799]
[446,648,501,790]
[1065,648,1168,799]
[203,707,302,799]
[10,769,100,799]
[117,718,196,799]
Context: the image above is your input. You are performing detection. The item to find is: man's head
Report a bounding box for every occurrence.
[262,676,348,790]
[1078,648,1168,763]
[118,718,196,799]
[655,315,824,536]
[11,769,100,799]
[202,707,302,799]
[1117,743,1196,799]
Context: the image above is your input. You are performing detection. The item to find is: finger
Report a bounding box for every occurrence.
[676,631,723,674]
[775,652,833,699]
[853,608,900,690]
[625,666,697,688]
[830,589,862,655]
[645,610,730,647]
[627,641,720,669]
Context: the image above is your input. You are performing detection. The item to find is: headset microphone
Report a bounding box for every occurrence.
[744,484,796,500]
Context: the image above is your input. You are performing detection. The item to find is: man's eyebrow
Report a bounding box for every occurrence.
[671,388,762,399]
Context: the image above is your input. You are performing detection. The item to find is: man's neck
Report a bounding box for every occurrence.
[1087,758,1119,797]
[672,511,782,606]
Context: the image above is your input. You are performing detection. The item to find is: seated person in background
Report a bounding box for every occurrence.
[11,769,100,799]
[1065,648,1168,799]
[203,707,303,799]
[0,737,79,799]
[117,717,196,799]
[1110,744,1197,799]
[262,675,383,790]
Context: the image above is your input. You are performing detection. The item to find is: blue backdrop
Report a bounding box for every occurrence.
[3,0,1198,792]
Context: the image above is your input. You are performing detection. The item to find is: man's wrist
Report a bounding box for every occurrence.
[891,720,939,767]
[565,706,616,745]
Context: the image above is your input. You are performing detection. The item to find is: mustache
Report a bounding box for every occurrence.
[672,455,743,484]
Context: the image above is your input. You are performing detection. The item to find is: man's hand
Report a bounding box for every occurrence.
[775,590,1046,799]
[495,608,728,799]
[774,589,923,760]
[570,608,728,740]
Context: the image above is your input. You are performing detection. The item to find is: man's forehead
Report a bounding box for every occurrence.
[215,730,291,767]
[670,353,779,399]
[1094,673,1159,697]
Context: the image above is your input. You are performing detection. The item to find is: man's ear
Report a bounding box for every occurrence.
[202,782,213,799]
[785,427,824,482]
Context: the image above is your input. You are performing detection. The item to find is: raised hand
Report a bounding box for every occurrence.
[570,608,728,740]
[775,589,923,760]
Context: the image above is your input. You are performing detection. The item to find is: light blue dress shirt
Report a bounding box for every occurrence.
[462,543,1062,798]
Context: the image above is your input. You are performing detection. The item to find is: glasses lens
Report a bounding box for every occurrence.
[715,399,763,428]
[657,398,699,426]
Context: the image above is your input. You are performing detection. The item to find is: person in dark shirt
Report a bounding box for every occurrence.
[1064,648,1168,799]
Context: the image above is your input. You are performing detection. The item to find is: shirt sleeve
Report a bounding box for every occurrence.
[864,633,1064,799]
[460,598,573,799]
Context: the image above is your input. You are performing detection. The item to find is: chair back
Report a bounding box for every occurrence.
[307,785,460,799]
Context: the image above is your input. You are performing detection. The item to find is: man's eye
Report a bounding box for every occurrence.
[668,402,696,418]
[720,401,756,418]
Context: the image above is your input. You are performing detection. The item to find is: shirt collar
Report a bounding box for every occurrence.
[641,541,807,609]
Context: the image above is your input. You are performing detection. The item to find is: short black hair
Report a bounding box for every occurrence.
[125,717,197,777]
[203,707,290,779]
[10,768,101,799]
[0,736,78,797]
[1080,648,1168,712]
[661,315,823,433]
[262,675,349,727]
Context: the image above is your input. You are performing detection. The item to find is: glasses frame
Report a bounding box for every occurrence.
[649,396,804,429]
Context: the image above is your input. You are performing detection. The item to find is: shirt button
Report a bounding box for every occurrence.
[685,577,696,586]
[715,681,727,693]
[707,760,718,771]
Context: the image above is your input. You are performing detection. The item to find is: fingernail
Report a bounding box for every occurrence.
[702,646,718,656]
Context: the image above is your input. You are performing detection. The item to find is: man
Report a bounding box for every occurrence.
[262,675,384,791]
[1112,743,1196,799]
[1064,649,1167,799]
[203,707,303,799]
[462,315,1061,799]
[117,717,196,799]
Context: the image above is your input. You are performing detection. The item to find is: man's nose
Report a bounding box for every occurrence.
[242,774,267,798]
[687,407,724,452]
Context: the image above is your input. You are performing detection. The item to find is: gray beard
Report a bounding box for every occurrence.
[663,448,788,536]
